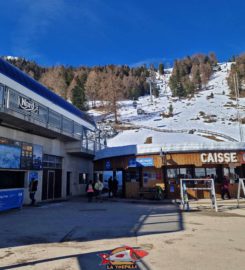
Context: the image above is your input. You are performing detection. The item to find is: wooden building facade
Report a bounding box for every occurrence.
[94,143,245,199]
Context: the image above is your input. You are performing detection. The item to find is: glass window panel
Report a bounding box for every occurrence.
[195,168,206,178]
[48,110,61,129]
[0,84,3,105]
[167,168,178,178]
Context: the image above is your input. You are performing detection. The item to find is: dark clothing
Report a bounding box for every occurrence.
[29,180,38,205]
[108,178,113,198]
[221,179,231,200]
[29,192,36,205]
[112,179,118,198]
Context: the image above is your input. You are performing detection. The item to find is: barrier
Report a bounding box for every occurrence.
[180,178,218,212]
[0,188,24,212]
[237,178,245,208]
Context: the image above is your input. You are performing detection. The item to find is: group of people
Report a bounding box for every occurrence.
[86,177,119,202]
[86,179,104,202]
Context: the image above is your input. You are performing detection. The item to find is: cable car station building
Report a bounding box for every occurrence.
[0,58,102,208]
[94,143,245,199]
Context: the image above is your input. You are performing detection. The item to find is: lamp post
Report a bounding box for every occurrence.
[160,148,168,198]
[233,72,244,142]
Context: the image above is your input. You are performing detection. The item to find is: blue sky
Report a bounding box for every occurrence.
[0,0,245,67]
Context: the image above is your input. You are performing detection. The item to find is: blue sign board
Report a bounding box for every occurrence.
[105,160,111,170]
[128,157,154,167]
[0,189,24,212]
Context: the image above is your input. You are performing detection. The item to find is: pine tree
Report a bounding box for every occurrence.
[72,74,88,111]
[159,63,164,75]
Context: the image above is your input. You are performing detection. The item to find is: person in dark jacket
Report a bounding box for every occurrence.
[112,177,118,198]
[108,177,113,198]
[29,178,38,206]
[221,176,231,200]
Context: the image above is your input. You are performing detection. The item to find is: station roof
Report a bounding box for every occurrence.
[0,58,95,127]
[95,142,245,160]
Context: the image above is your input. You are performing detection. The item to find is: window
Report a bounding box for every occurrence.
[48,110,62,129]
[125,170,140,182]
[195,168,206,178]
[0,84,3,105]
[167,168,178,178]
[43,154,62,169]
[79,173,88,184]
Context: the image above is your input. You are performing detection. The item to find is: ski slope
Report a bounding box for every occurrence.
[90,63,245,147]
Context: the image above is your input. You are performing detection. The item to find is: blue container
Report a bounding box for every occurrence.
[0,188,24,211]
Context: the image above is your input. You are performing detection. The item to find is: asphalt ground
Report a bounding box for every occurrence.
[0,198,244,270]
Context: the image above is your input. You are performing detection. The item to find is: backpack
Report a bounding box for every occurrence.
[87,184,94,193]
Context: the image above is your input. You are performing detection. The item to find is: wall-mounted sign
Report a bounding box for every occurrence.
[105,160,111,170]
[18,96,39,114]
[128,157,154,167]
[200,152,238,164]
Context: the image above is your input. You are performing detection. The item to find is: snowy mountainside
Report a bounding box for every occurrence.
[89,63,245,147]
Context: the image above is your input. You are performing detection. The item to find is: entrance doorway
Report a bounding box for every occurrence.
[66,172,71,196]
[42,169,62,200]
[47,170,55,199]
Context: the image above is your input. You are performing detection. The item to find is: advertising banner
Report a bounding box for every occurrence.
[0,144,21,169]
[128,157,154,167]
[0,188,24,211]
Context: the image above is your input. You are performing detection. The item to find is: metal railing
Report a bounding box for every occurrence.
[0,85,88,138]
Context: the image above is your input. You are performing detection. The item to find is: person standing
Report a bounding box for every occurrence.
[29,177,38,206]
[221,176,231,200]
[86,180,95,202]
[108,177,113,198]
[95,179,104,202]
[112,177,118,198]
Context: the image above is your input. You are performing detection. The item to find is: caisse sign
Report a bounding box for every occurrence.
[200,152,238,164]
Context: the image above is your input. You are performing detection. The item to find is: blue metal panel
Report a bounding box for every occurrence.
[0,58,95,127]
[0,188,24,211]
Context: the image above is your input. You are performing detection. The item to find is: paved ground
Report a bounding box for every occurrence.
[0,198,245,270]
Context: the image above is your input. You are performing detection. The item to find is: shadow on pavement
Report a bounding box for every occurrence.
[0,248,152,270]
[0,199,184,249]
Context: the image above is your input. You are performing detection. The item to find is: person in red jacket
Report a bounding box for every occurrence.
[86,180,94,202]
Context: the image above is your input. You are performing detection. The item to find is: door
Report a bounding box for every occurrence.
[66,172,71,196]
[47,170,55,200]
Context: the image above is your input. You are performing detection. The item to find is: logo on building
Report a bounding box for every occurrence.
[98,246,148,269]
[18,96,39,114]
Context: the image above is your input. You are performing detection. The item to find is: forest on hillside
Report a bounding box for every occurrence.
[169,53,218,97]
[4,57,149,121]
[4,52,245,122]
[227,54,245,97]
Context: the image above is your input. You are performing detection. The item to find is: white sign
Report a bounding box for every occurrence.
[200,152,238,164]
[18,96,39,114]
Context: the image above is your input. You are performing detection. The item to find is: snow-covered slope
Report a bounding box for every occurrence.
[90,63,245,147]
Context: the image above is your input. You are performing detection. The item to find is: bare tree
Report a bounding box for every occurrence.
[85,70,101,108]
[200,63,212,89]
[100,67,125,123]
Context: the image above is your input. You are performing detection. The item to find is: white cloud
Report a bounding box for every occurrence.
[130,57,171,68]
